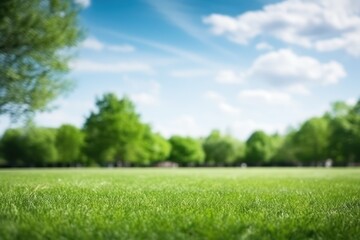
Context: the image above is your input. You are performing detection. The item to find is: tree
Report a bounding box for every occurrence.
[203,130,245,166]
[245,130,274,165]
[169,136,205,166]
[328,100,360,165]
[119,124,171,166]
[293,117,330,165]
[327,101,352,118]
[348,100,360,163]
[272,129,299,166]
[142,129,171,165]
[83,93,150,166]
[0,127,58,167]
[23,127,58,166]
[0,128,24,166]
[55,124,84,166]
[0,0,83,119]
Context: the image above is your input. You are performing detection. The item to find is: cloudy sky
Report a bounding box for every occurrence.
[2,0,360,139]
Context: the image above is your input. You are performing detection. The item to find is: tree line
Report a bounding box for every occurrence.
[0,93,359,167]
[1,1,359,167]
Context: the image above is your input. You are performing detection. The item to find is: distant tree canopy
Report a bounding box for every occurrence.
[0,128,24,166]
[327,100,360,165]
[139,128,171,165]
[0,0,83,119]
[83,93,170,166]
[203,130,245,166]
[292,117,330,164]
[0,95,359,167]
[246,131,274,165]
[273,129,298,165]
[56,124,84,166]
[169,136,205,166]
[0,127,57,166]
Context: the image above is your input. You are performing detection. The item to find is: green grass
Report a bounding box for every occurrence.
[0,168,359,240]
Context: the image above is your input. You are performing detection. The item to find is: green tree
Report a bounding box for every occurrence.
[0,127,58,167]
[328,100,360,165]
[327,101,352,118]
[55,124,84,166]
[83,93,150,166]
[23,127,58,166]
[203,130,245,166]
[245,130,274,165]
[144,130,171,164]
[120,125,171,166]
[0,0,83,119]
[0,128,24,166]
[348,100,360,163]
[169,136,205,166]
[272,129,299,165]
[293,117,330,165]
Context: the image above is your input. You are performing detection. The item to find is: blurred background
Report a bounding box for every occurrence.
[0,0,359,167]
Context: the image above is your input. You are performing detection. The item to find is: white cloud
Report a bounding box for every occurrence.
[205,91,224,102]
[70,60,153,74]
[130,81,161,106]
[169,69,211,78]
[215,70,244,84]
[35,99,94,128]
[205,91,240,115]
[155,115,206,137]
[315,32,360,56]
[82,38,104,51]
[229,119,286,140]
[346,97,357,106]
[36,111,83,128]
[130,93,158,106]
[218,102,241,115]
[81,37,135,53]
[203,0,360,56]
[256,42,274,51]
[285,84,311,95]
[175,115,198,132]
[238,89,293,105]
[246,49,346,86]
[74,0,91,8]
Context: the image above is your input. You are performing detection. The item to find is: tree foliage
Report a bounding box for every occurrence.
[272,129,298,165]
[203,130,245,166]
[169,136,205,166]
[140,128,171,165]
[0,0,83,119]
[0,128,24,166]
[83,93,171,166]
[56,124,84,166]
[328,101,360,165]
[245,131,275,165]
[293,117,330,165]
[83,94,144,165]
[0,127,57,166]
[1,96,360,167]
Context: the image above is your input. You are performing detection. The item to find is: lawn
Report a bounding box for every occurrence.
[0,168,359,240]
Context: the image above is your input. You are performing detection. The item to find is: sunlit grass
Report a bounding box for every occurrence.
[0,168,359,239]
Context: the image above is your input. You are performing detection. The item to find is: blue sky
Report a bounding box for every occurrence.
[2,0,360,139]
